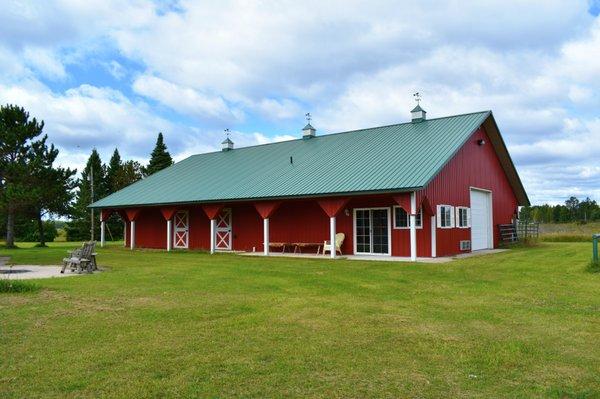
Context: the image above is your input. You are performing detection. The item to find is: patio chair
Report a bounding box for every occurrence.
[61,242,96,274]
[323,233,345,256]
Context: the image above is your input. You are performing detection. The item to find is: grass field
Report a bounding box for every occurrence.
[539,222,600,242]
[1,242,599,398]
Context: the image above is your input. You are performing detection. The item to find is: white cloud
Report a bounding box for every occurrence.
[132,74,241,123]
[1,0,600,203]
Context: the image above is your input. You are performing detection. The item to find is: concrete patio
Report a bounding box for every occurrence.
[239,248,507,263]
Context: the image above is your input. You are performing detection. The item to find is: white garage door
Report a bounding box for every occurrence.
[470,189,492,251]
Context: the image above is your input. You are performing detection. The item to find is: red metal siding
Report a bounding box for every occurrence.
[135,207,166,249]
[422,127,518,256]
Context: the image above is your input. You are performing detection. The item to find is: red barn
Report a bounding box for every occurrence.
[91,107,528,260]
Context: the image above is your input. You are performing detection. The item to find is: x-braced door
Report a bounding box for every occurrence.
[173,210,189,249]
[215,208,232,250]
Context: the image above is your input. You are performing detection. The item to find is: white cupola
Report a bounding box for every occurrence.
[302,112,316,139]
[411,104,426,123]
[302,123,316,139]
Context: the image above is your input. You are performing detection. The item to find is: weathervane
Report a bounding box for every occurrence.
[224,128,230,139]
[413,92,421,104]
[305,112,312,124]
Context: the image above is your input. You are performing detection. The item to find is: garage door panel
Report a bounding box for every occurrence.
[470,189,491,250]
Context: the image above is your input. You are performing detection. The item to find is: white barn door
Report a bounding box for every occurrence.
[470,189,492,251]
[173,211,189,249]
[215,208,232,250]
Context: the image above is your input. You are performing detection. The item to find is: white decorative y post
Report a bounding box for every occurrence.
[130,220,136,250]
[431,215,437,258]
[263,218,270,255]
[410,192,417,261]
[210,218,216,254]
[166,219,172,252]
[100,219,105,247]
[123,221,127,247]
[329,216,336,259]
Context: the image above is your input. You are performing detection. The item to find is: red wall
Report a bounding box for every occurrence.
[120,126,518,257]
[421,127,518,256]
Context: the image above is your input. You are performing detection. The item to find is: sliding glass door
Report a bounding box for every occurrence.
[354,208,391,255]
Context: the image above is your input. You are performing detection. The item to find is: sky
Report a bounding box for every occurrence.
[1,0,600,205]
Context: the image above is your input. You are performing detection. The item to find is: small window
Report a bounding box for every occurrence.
[437,205,454,228]
[456,207,470,228]
[393,207,422,229]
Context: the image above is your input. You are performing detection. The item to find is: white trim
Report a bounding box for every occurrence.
[469,187,494,250]
[410,192,417,261]
[173,210,189,249]
[392,206,423,229]
[430,215,437,257]
[215,208,233,250]
[352,207,392,256]
[456,206,470,229]
[437,204,455,228]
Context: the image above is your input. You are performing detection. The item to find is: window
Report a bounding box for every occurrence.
[393,207,422,229]
[456,207,470,228]
[437,205,454,228]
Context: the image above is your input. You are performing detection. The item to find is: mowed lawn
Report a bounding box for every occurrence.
[1,242,599,398]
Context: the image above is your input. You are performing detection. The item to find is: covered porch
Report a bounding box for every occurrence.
[98,191,437,259]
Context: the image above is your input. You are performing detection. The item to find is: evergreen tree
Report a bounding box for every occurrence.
[105,148,122,194]
[65,149,106,241]
[28,138,76,246]
[0,104,46,247]
[144,132,173,175]
[102,150,143,241]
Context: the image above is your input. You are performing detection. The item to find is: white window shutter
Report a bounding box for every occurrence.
[467,208,471,228]
[450,206,455,227]
[436,205,442,228]
[455,207,460,227]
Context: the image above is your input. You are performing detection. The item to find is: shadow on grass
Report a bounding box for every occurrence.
[585,260,600,274]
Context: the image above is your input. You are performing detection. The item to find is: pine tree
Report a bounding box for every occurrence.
[105,148,122,194]
[0,105,46,247]
[145,132,173,176]
[65,149,106,241]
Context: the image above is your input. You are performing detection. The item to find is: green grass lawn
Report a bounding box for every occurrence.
[1,242,599,398]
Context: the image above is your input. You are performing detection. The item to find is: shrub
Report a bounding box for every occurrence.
[0,279,40,293]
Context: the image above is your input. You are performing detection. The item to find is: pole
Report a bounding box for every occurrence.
[329,216,336,259]
[90,164,94,241]
[410,192,417,261]
[593,234,599,263]
[263,218,270,256]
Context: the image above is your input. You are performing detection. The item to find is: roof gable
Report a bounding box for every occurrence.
[92,111,526,208]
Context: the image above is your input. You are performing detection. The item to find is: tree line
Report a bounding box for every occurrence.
[1,104,173,247]
[519,196,600,223]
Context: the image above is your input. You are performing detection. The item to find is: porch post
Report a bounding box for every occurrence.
[329,216,336,259]
[123,221,127,247]
[166,219,172,251]
[431,215,437,258]
[100,220,105,247]
[263,218,270,255]
[130,220,136,250]
[410,191,417,261]
[210,218,216,254]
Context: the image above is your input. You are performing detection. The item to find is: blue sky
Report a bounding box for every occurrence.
[1,0,600,205]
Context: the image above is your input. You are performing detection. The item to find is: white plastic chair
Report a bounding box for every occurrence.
[323,233,345,255]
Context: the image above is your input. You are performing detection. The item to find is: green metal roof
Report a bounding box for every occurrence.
[92,111,523,208]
